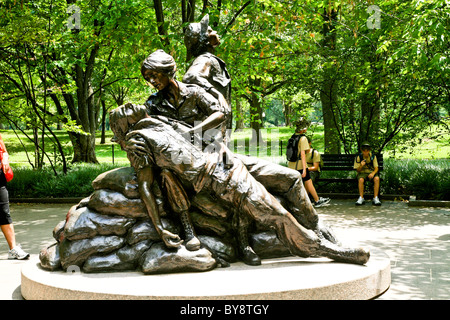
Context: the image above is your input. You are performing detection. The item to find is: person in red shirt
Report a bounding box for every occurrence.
[0,133,29,259]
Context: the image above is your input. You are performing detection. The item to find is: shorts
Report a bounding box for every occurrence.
[0,187,13,225]
[357,172,379,181]
[299,168,311,182]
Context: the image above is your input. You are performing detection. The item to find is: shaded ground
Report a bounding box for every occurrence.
[0,200,449,300]
[317,200,450,300]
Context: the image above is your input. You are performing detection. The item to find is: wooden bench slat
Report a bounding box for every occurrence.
[320,153,383,171]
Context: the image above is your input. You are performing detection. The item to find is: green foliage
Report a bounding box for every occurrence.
[4,125,449,200]
[287,0,450,154]
[7,158,448,200]
[7,163,124,198]
[1,0,449,165]
[1,128,129,166]
[382,159,450,200]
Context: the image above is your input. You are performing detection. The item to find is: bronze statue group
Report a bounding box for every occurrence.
[108,15,370,267]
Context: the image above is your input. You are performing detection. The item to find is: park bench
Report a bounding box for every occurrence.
[315,153,383,193]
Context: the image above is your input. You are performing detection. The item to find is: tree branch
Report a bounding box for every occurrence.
[153,0,171,48]
[222,1,252,37]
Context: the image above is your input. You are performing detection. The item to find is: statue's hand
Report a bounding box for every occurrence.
[161,230,183,248]
[125,137,147,156]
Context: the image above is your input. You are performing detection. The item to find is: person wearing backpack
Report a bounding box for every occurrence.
[354,141,381,206]
[306,136,323,184]
[287,118,330,208]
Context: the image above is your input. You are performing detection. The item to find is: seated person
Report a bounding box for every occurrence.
[306,136,322,184]
[141,49,228,145]
[354,141,381,206]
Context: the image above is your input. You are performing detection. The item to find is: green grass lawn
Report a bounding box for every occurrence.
[1,130,129,166]
[1,124,449,168]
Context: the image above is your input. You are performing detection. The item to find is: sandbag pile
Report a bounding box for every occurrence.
[39,167,290,275]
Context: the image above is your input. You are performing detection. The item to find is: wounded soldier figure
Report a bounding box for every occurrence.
[110,103,370,265]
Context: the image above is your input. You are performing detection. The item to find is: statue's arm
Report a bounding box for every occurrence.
[189,111,225,134]
[184,56,230,118]
[183,56,213,91]
[137,166,183,248]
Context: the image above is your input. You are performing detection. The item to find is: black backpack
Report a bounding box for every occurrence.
[286,134,305,162]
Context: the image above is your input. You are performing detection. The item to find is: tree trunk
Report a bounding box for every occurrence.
[283,100,292,127]
[250,93,263,145]
[360,52,381,146]
[249,78,264,146]
[234,98,244,131]
[321,86,340,153]
[33,127,42,168]
[71,58,100,163]
[320,7,341,154]
[154,0,171,48]
[71,133,98,163]
[100,100,107,144]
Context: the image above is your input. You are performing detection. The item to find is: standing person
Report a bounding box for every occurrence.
[306,136,322,184]
[354,141,381,206]
[0,133,29,260]
[287,119,330,208]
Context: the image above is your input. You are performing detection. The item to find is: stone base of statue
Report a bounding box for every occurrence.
[25,167,390,299]
[21,251,390,299]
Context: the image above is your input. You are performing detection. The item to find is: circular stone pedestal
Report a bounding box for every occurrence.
[21,252,390,300]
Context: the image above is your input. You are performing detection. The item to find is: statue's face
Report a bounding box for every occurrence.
[142,69,170,91]
[208,27,220,47]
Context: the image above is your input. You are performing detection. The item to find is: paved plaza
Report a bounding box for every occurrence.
[0,199,449,300]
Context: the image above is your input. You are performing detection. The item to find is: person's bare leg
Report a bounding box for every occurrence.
[1,224,16,250]
[358,178,365,198]
[304,180,319,202]
[373,176,380,198]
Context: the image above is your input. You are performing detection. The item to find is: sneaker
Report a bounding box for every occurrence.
[355,197,365,205]
[314,197,330,208]
[372,197,382,206]
[8,244,30,260]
